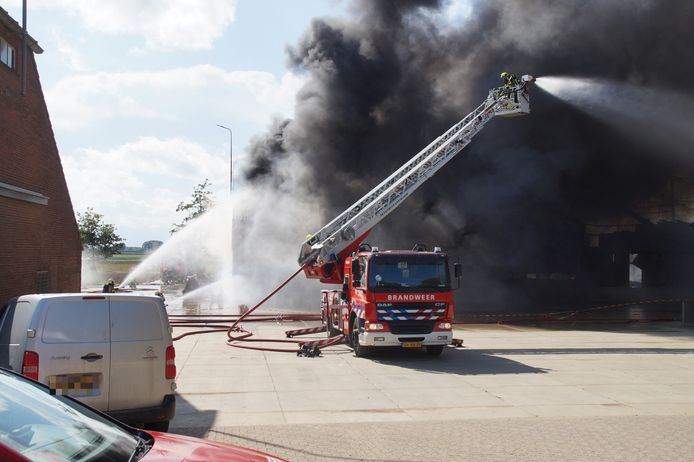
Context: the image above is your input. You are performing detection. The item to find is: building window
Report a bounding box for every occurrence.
[1,36,16,69]
[35,271,49,293]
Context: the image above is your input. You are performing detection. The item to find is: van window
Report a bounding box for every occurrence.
[0,301,16,368]
[0,301,13,345]
[0,301,33,369]
[110,301,163,342]
[42,301,109,344]
[0,301,31,344]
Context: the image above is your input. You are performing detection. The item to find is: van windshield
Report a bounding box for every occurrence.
[367,254,450,292]
[0,369,140,461]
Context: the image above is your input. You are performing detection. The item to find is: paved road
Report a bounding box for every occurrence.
[175,415,694,462]
[170,321,694,460]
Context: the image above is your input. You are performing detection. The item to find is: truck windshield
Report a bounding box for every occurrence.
[367,255,450,292]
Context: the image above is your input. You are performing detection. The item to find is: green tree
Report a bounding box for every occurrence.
[142,240,163,252]
[77,208,125,258]
[171,179,215,234]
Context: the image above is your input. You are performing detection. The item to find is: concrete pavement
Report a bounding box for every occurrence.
[169,321,694,460]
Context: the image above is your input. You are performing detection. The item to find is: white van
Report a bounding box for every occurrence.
[0,293,176,431]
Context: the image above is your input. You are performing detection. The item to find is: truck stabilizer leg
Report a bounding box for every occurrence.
[286,326,329,338]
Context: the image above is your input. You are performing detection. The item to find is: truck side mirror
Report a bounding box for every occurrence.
[351,260,361,284]
[341,284,348,300]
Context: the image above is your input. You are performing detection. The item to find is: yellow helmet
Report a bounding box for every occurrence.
[500,72,509,79]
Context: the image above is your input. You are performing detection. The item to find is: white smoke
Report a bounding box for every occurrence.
[121,151,325,312]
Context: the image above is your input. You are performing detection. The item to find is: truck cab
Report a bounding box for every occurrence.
[322,245,459,356]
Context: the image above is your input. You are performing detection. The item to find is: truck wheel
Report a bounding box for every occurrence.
[351,316,370,357]
[144,420,169,432]
[426,345,444,357]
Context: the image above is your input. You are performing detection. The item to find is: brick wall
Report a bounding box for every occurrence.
[0,18,82,306]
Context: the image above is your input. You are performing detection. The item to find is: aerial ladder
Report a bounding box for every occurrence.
[298,73,536,283]
[224,73,535,354]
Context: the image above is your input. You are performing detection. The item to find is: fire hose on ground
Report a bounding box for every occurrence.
[170,265,346,356]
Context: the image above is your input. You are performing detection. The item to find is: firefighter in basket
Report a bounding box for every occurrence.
[500,71,520,97]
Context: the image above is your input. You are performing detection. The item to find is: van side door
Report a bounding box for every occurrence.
[39,297,111,410]
[108,298,169,411]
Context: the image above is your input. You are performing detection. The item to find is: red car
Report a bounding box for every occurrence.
[0,367,287,461]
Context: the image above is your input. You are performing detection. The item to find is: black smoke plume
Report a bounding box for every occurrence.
[241,0,694,313]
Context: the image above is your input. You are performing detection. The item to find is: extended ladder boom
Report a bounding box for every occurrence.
[299,74,535,281]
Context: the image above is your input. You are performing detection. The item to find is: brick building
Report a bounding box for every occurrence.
[0,7,81,305]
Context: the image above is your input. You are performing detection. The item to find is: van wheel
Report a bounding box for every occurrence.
[426,345,444,356]
[144,420,169,432]
[351,316,370,357]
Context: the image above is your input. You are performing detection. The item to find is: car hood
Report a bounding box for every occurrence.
[142,431,287,462]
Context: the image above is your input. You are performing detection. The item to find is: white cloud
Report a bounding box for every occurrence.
[50,29,90,72]
[15,0,237,51]
[45,65,305,131]
[64,136,229,244]
[46,66,306,245]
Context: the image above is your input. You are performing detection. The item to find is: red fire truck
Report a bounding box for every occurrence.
[300,73,535,356]
[320,244,460,356]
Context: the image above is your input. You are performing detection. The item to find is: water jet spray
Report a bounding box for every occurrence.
[535,75,694,161]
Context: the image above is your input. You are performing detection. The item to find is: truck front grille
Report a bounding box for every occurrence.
[376,301,447,321]
[388,321,435,335]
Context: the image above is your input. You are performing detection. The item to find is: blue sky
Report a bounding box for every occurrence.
[4,0,347,245]
[4,0,469,246]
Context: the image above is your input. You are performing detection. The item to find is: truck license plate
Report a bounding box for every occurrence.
[402,342,422,348]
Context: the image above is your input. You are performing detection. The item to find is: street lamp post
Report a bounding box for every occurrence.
[216,124,232,192]
[217,124,234,280]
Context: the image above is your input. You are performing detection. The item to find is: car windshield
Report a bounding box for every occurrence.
[0,369,139,461]
[367,254,450,292]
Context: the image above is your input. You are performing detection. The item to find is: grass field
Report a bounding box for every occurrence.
[91,253,149,285]
[106,253,147,262]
